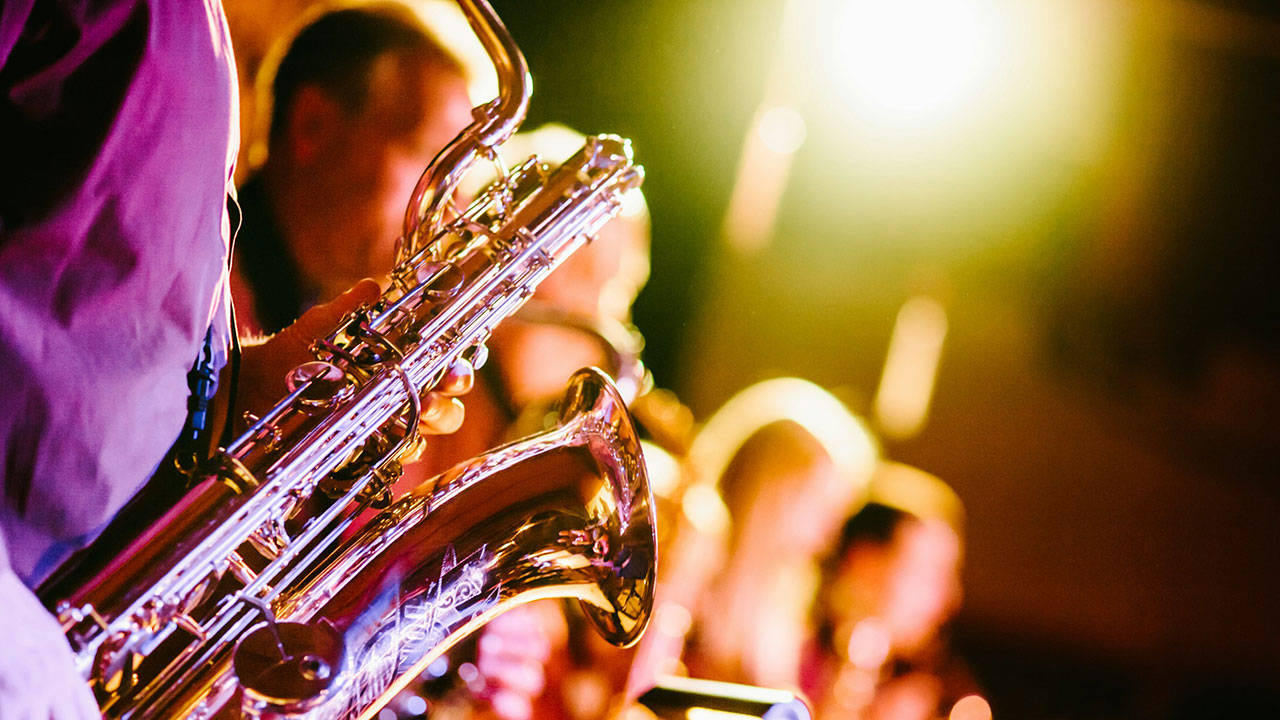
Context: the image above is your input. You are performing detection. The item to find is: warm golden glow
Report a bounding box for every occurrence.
[874,296,948,440]
[642,439,683,499]
[757,105,807,156]
[681,482,730,538]
[655,602,694,638]
[722,107,799,255]
[415,0,498,104]
[832,0,1001,126]
[716,0,1128,256]
[688,378,879,500]
[868,462,965,530]
[817,0,1126,240]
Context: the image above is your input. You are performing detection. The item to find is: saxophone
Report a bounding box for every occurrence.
[37,1,654,717]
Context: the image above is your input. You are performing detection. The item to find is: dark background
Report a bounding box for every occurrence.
[490,1,1280,717]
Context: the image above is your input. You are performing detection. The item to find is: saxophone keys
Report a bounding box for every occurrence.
[465,340,489,370]
[225,551,260,586]
[233,619,347,716]
[55,600,110,632]
[419,261,466,301]
[286,360,351,409]
[172,612,208,642]
[249,520,292,560]
[285,360,344,393]
[92,630,140,697]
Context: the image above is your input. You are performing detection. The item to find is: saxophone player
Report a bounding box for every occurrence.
[0,1,472,716]
[218,4,647,716]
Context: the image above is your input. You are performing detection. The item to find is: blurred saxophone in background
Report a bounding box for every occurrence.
[37,1,654,717]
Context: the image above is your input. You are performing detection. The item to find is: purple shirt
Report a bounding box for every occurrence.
[0,0,238,584]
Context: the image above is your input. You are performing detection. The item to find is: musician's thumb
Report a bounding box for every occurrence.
[278,279,381,356]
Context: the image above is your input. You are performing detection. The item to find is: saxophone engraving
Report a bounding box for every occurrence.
[37,1,653,717]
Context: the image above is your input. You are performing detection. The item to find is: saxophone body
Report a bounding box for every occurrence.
[146,368,652,720]
[37,1,653,717]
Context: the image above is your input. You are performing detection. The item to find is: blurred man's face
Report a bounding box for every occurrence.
[828,518,962,659]
[880,518,962,654]
[326,52,472,280]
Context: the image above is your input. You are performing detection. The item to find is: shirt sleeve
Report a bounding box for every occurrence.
[0,0,34,68]
[0,0,239,585]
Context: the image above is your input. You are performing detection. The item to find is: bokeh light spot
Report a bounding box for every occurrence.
[949,694,993,720]
[757,105,808,155]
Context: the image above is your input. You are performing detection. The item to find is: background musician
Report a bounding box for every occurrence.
[442,379,877,720]
[229,1,474,337]
[803,464,979,720]
[672,379,878,692]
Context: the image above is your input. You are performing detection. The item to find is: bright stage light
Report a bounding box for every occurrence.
[717,0,1126,253]
[800,0,1126,240]
[831,0,1003,128]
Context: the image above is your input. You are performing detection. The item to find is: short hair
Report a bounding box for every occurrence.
[831,501,912,553]
[823,461,965,567]
[265,2,466,143]
[811,501,916,651]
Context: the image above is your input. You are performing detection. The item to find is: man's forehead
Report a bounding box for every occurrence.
[361,51,468,123]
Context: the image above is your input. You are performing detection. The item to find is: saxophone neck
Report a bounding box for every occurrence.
[399,0,531,264]
[461,0,531,147]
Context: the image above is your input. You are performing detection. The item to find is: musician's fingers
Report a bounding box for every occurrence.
[280,278,381,358]
[237,279,383,423]
[436,357,475,397]
[418,394,465,435]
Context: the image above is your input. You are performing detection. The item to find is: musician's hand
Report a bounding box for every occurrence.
[234,278,473,435]
[0,569,100,720]
[418,355,472,435]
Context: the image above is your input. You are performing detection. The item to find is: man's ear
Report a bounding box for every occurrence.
[284,85,343,166]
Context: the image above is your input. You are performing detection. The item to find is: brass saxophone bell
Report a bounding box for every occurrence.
[248,367,657,717]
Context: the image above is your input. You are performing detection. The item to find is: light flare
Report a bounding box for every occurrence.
[832,0,1003,127]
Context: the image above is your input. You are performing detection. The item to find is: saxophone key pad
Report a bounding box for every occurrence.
[234,620,346,716]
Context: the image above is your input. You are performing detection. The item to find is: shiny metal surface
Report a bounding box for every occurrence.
[36,1,648,716]
[396,0,529,265]
[159,368,655,719]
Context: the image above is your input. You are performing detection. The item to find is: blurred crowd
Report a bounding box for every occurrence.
[219,3,988,720]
